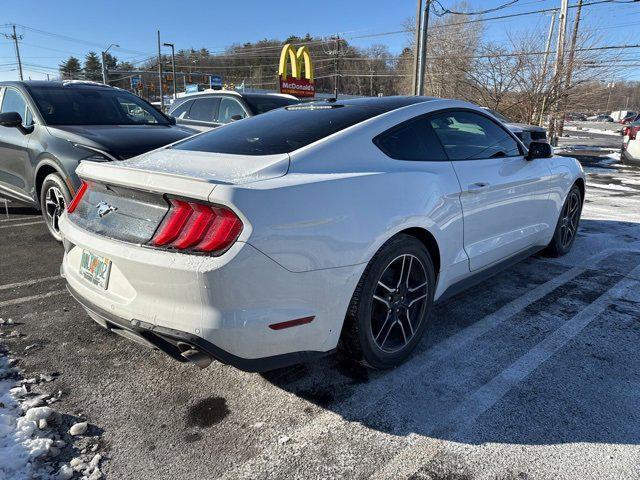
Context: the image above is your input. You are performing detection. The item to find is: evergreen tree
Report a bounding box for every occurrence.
[59,56,81,79]
[83,52,103,81]
[103,52,118,71]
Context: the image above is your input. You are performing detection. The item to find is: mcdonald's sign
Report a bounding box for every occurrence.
[278,44,315,98]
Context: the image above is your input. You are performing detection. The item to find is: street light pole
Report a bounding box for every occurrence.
[101,43,119,85]
[157,30,164,111]
[163,42,177,100]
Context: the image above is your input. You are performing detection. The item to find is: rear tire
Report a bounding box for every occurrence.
[39,173,71,242]
[339,234,435,369]
[543,184,582,257]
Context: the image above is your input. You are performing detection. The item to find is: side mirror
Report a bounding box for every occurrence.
[526,141,552,160]
[230,114,244,122]
[0,111,33,135]
[0,111,23,128]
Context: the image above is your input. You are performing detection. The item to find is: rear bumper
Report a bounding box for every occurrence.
[59,212,364,370]
[66,282,332,372]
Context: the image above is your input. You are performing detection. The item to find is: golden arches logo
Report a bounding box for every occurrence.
[278,44,314,82]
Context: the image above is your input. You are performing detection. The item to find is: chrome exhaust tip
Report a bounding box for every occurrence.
[180,348,213,369]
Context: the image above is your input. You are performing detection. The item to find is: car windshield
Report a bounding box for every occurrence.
[486,108,513,123]
[171,103,387,155]
[243,94,300,115]
[27,85,169,126]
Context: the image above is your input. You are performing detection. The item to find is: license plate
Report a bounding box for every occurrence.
[79,250,112,290]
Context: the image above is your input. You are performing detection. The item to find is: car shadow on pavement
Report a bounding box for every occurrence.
[262,218,640,447]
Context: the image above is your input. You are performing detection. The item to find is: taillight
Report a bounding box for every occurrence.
[151,198,243,254]
[67,181,88,214]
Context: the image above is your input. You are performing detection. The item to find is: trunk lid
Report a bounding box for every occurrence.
[69,149,288,244]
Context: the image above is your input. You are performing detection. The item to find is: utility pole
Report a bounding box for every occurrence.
[556,0,582,137]
[412,0,423,95]
[415,0,432,96]
[3,25,24,81]
[537,11,557,126]
[163,42,177,99]
[548,0,569,145]
[157,30,164,111]
[101,43,119,85]
[333,36,341,98]
[369,60,374,97]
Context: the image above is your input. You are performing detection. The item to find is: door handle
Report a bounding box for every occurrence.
[468,182,490,191]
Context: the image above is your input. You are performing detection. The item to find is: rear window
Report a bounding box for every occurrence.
[243,94,300,115]
[172,104,384,155]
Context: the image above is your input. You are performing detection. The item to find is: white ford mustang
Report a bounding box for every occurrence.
[59,97,585,371]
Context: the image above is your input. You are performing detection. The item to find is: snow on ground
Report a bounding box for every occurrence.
[563,125,622,136]
[0,344,104,480]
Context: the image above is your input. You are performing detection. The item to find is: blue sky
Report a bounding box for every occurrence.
[0,0,638,81]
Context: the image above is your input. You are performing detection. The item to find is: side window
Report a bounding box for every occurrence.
[217,97,247,124]
[187,98,220,122]
[1,88,27,122]
[374,117,447,161]
[429,111,521,160]
[170,99,193,119]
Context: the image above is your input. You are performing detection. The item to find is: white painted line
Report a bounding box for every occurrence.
[0,289,67,308]
[0,275,62,291]
[219,251,618,480]
[370,265,640,480]
[0,216,36,223]
[0,220,44,229]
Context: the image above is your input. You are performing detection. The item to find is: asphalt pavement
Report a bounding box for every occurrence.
[1,133,639,479]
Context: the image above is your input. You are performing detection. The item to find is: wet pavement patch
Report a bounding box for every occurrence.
[186,396,229,428]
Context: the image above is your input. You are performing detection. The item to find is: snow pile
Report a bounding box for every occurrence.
[0,355,51,479]
[0,352,104,480]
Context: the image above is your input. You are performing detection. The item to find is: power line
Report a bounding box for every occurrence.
[431,0,520,16]
[347,0,632,41]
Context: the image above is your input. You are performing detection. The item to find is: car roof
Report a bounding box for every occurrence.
[0,80,118,89]
[306,96,435,111]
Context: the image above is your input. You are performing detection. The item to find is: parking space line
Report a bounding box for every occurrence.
[0,289,67,308]
[0,216,36,223]
[0,220,44,229]
[220,250,622,480]
[370,264,640,480]
[0,275,63,291]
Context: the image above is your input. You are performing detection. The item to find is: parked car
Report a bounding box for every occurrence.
[622,120,640,165]
[586,114,614,122]
[620,112,640,125]
[0,81,196,240]
[168,90,300,131]
[565,112,587,122]
[481,107,547,147]
[60,96,584,372]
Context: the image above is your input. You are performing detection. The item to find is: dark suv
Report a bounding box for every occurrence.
[0,81,195,240]
[168,91,300,131]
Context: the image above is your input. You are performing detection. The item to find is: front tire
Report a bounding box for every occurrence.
[40,173,71,242]
[544,184,582,257]
[339,234,435,369]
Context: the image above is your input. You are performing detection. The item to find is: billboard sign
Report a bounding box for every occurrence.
[185,84,199,94]
[278,44,315,98]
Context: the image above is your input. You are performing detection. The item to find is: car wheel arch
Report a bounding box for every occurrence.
[574,177,585,205]
[35,158,68,201]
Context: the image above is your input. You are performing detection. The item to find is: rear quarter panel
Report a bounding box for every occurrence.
[211,127,466,282]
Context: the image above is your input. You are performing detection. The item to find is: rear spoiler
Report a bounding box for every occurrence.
[76,161,217,202]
